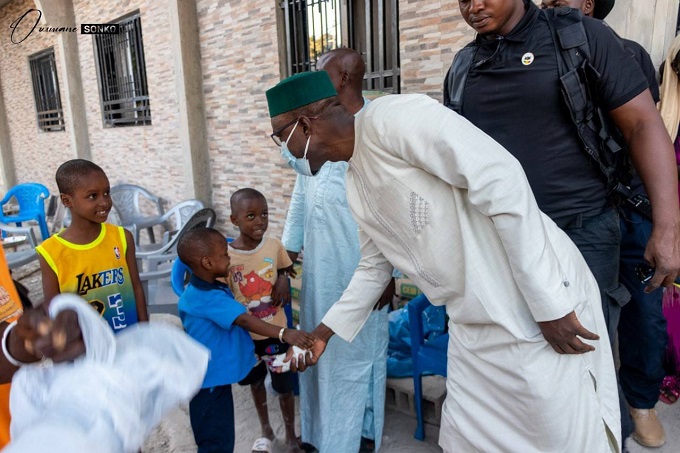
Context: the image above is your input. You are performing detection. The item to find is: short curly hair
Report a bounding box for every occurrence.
[55,159,106,195]
[177,227,224,270]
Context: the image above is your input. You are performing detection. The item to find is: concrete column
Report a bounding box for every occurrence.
[35,0,91,161]
[168,0,213,206]
[0,70,17,193]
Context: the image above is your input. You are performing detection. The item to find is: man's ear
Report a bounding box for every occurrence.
[60,193,72,208]
[583,0,595,16]
[299,116,315,138]
[340,70,350,87]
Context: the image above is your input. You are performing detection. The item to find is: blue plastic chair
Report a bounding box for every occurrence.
[0,183,50,241]
[407,294,448,441]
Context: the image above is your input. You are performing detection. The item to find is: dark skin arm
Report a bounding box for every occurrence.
[609,89,680,290]
[125,229,149,322]
[286,251,299,266]
[271,269,292,307]
[538,311,599,354]
[233,313,315,349]
[373,278,396,311]
[287,323,333,372]
[0,309,85,384]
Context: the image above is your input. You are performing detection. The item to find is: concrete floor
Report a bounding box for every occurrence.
[12,261,680,452]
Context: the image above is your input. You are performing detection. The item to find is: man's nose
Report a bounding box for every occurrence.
[470,0,485,13]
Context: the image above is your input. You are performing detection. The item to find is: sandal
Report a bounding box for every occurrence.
[659,376,680,405]
[252,437,273,453]
[297,436,317,453]
[359,436,376,452]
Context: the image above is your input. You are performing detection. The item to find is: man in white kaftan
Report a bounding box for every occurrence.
[266,71,621,453]
[282,49,389,453]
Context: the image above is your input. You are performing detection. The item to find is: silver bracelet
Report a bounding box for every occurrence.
[278,327,286,343]
[2,321,31,367]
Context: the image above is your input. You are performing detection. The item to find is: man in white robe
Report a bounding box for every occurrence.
[266,71,621,452]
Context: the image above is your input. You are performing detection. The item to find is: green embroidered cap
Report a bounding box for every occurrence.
[266,71,337,118]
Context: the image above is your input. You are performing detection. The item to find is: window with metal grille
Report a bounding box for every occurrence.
[93,13,151,127]
[281,0,400,93]
[29,49,65,132]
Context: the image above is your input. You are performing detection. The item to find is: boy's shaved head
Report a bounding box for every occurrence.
[178,228,224,269]
[230,188,267,214]
[56,159,106,195]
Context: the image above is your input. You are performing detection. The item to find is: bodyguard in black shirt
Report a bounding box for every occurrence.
[538,0,668,449]
[445,0,680,448]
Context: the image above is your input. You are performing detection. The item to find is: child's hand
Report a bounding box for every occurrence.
[272,275,291,307]
[282,328,315,350]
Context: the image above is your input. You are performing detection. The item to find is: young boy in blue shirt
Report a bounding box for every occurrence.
[177,227,314,453]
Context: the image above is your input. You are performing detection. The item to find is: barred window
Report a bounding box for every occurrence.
[281,0,400,93]
[29,49,65,132]
[93,13,151,127]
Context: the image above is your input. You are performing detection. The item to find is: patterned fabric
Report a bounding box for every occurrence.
[226,237,292,340]
[409,191,429,235]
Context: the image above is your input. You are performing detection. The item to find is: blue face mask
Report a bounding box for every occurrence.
[281,121,314,177]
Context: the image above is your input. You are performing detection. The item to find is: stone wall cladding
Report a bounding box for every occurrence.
[73,0,186,212]
[0,0,73,195]
[398,0,474,101]
[196,0,295,237]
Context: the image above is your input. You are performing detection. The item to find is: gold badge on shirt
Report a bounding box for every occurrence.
[522,52,535,66]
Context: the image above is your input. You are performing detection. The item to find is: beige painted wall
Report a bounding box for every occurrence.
[606,0,679,69]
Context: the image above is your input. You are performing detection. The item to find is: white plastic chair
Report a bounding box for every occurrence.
[0,222,40,270]
[135,199,205,253]
[137,208,216,301]
[110,184,165,244]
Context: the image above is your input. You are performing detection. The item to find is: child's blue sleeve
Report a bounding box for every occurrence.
[180,286,247,330]
[202,294,247,330]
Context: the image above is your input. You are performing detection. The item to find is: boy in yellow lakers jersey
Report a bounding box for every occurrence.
[36,159,148,332]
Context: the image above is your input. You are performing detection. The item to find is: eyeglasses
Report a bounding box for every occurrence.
[270,116,319,147]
